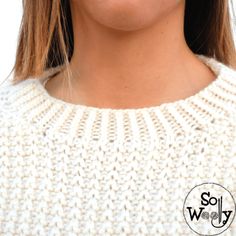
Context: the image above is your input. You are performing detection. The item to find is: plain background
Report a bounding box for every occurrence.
[0,1,236,85]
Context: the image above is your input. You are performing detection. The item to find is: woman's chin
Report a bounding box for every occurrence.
[74,0,168,31]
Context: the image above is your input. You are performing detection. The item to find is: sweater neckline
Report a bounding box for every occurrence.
[37,54,224,113]
[8,54,236,141]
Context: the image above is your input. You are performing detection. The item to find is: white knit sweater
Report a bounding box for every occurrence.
[1,54,236,236]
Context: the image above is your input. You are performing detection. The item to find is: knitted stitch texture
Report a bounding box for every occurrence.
[0,54,236,235]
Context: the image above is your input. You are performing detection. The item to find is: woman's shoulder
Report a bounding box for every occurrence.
[0,79,42,153]
[0,79,34,130]
[218,64,236,116]
[0,83,18,139]
[0,81,14,117]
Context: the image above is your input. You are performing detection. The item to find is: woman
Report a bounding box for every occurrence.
[0,0,236,235]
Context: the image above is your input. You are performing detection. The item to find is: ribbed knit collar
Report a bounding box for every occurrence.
[5,54,236,144]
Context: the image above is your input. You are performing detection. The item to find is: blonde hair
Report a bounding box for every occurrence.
[5,0,236,85]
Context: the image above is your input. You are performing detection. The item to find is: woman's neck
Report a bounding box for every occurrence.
[45,1,216,109]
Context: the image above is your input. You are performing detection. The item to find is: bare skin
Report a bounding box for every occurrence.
[45,0,216,109]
